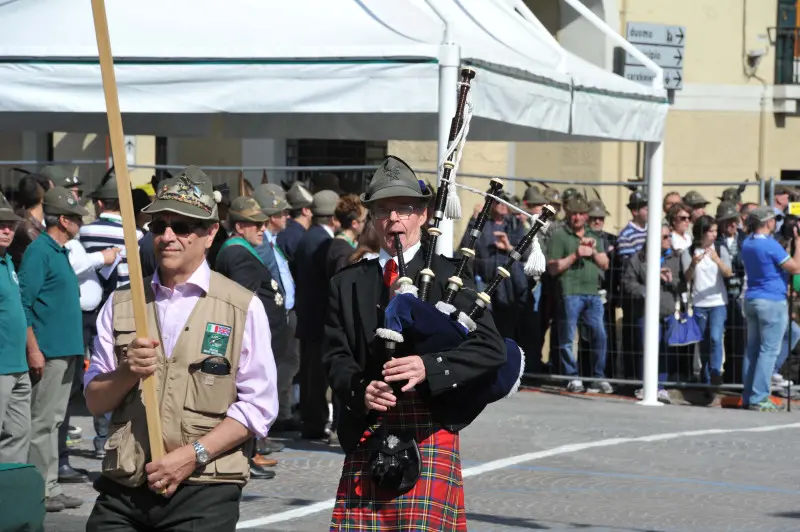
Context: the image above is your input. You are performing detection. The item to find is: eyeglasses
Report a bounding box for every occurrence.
[371,205,420,220]
[0,221,18,231]
[150,218,206,236]
[676,215,690,221]
[662,234,671,240]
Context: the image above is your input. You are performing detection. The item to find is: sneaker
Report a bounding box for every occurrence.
[657,389,672,404]
[748,399,782,412]
[65,434,81,446]
[566,380,584,393]
[45,498,64,513]
[597,381,614,394]
[67,425,82,439]
[772,374,793,387]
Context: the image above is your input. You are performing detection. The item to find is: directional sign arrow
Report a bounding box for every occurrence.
[674,49,683,65]
[675,71,682,85]
[676,28,685,43]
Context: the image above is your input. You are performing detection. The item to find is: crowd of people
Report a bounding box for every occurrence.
[0,159,798,527]
[475,183,800,410]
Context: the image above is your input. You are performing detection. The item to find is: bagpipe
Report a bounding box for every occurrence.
[367,67,556,493]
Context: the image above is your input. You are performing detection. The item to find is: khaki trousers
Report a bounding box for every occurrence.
[0,371,32,463]
[27,356,77,498]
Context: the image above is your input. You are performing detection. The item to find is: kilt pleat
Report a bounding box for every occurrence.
[330,391,467,531]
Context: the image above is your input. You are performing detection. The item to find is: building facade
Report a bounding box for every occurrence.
[2,0,799,240]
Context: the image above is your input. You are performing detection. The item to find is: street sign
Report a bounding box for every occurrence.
[625,44,684,68]
[626,22,686,47]
[623,22,686,91]
[624,65,683,90]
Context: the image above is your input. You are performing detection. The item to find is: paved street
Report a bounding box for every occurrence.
[46,391,800,531]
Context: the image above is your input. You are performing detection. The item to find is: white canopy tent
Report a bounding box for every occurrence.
[0,0,666,142]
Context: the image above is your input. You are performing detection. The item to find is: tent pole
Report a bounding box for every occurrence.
[436,40,460,258]
[638,140,665,407]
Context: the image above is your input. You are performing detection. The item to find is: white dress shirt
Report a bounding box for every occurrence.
[379,241,422,272]
[65,239,105,312]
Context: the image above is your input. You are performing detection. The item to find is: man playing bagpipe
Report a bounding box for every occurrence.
[322,154,507,530]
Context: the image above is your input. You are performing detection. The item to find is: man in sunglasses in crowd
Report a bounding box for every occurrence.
[83,167,278,532]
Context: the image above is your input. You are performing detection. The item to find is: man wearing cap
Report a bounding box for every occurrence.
[0,193,31,465]
[83,166,278,531]
[18,186,88,512]
[465,191,526,340]
[546,196,612,394]
[295,189,340,441]
[683,190,710,223]
[277,181,314,278]
[740,207,800,412]
[715,201,747,385]
[39,165,82,201]
[322,155,505,529]
[215,195,287,480]
[616,191,649,260]
[254,189,302,434]
[719,188,744,211]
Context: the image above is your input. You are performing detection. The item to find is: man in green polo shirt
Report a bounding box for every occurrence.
[546,196,612,395]
[0,191,30,465]
[18,186,87,513]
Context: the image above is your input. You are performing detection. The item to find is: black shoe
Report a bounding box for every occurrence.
[257,438,285,454]
[49,493,83,509]
[45,498,64,513]
[249,464,276,480]
[58,464,89,483]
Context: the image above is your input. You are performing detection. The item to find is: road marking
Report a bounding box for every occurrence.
[236,421,800,529]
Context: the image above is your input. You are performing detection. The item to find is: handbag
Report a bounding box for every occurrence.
[665,285,703,347]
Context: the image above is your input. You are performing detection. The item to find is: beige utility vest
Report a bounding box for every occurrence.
[102,271,254,487]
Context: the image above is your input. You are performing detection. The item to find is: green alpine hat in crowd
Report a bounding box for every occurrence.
[312,190,340,216]
[90,174,120,200]
[253,186,291,216]
[43,187,89,217]
[587,199,609,218]
[715,201,739,222]
[286,182,313,209]
[360,156,432,204]
[523,186,547,206]
[718,188,741,203]
[40,165,82,189]
[228,196,268,223]
[141,166,218,221]
[683,190,709,207]
[0,191,21,222]
[627,190,648,209]
[564,196,589,214]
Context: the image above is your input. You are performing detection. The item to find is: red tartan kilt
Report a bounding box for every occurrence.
[330,391,467,531]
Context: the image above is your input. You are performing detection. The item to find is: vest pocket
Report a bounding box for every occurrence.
[181,418,248,481]
[102,420,145,486]
[185,370,235,416]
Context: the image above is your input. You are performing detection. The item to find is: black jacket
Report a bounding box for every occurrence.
[321,250,506,454]
[214,243,287,336]
[295,224,334,341]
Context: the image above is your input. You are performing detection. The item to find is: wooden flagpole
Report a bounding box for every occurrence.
[90,0,165,460]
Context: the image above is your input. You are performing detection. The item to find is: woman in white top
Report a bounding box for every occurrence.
[668,203,693,251]
[683,215,734,384]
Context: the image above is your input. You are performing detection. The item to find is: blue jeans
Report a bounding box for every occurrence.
[775,320,800,375]
[557,295,607,378]
[693,305,727,383]
[743,299,788,406]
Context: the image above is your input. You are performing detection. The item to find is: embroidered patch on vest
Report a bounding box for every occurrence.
[201,323,232,356]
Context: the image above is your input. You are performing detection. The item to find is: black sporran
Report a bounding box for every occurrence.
[367,422,421,494]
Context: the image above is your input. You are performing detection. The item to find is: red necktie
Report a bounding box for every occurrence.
[383,259,398,288]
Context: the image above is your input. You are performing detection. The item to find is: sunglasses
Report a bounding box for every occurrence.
[0,221,18,231]
[371,205,420,220]
[150,218,206,236]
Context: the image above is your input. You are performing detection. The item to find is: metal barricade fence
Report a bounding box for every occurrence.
[3,159,790,401]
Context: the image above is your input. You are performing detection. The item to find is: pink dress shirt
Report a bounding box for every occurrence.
[84,261,278,439]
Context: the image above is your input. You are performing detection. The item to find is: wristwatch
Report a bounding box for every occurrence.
[192,441,210,466]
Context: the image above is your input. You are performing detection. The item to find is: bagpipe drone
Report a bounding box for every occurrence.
[367,68,555,493]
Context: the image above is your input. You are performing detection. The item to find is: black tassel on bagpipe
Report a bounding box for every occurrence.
[418,67,476,302]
